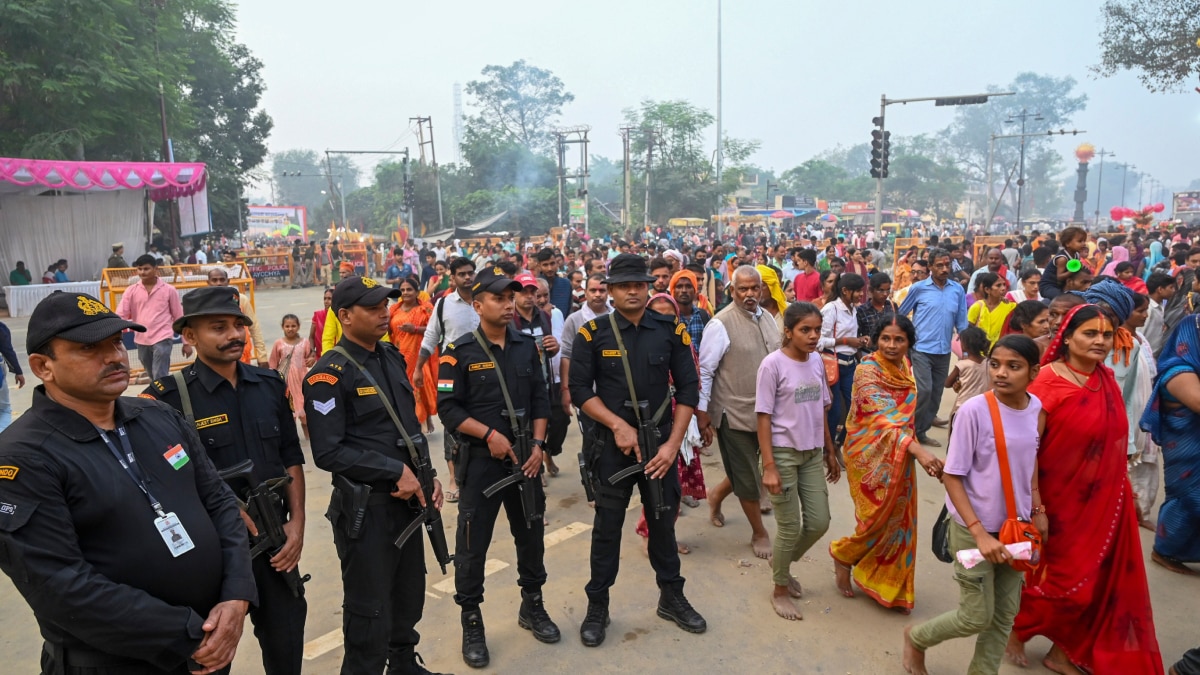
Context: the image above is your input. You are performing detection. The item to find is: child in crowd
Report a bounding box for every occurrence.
[904,335,1046,675]
[756,302,841,621]
[1040,226,1088,299]
[269,313,315,438]
[945,325,991,439]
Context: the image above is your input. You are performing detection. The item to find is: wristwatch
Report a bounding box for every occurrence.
[531,439,546,448]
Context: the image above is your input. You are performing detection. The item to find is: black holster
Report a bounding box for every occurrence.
[331,474,371,539]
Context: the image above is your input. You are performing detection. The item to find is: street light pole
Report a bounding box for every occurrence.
[1094,148,1114,225]
[872,90,1015,238]
[1120,164,1135,208]
[1005,109,1043,230]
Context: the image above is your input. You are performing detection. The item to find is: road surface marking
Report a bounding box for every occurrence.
[303,629,344,661]
[303,521,593,660]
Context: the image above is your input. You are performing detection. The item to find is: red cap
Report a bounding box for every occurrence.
[514,272,538,288]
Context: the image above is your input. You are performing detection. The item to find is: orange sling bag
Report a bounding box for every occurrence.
[985,391,1043,573]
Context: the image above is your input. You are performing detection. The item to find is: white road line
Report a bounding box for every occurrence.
[433,558,508,594]
[303,629,344,661]
[303,521,593,660]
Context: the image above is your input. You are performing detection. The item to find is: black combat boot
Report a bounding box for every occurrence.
[460,610,489,668]
[657,583,707,633]
[406,652,451,675]
[578,600,610,647]
[518,590,561,643]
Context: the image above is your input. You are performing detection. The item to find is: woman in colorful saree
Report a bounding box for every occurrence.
[1006,304,1162,675]
[829,314,945,613]
[1139,313,1200,576]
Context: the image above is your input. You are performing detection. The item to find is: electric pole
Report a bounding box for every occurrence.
[644,129,656,230]
[1094,148,1115,225]
[411,117,445,230]
[620,127,634,228]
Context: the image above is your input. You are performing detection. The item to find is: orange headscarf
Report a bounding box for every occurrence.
[669,269,710,311]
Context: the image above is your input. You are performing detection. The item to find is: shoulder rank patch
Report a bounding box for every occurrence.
[328,362,343,372]
[195,414,229,430]
[588,319,597,331]
[446,342,455,350]
[313,398,337,416]
[439,355,458,366]
[357,387,378,396]
[0,466,18,480]
[307,373,338,386]
[138,392,156,399]
[578,326,592,342]
[468,362,495,371]
[602,349,621,357]
[154,380,166,391]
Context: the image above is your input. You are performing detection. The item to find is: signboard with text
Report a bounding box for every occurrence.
[1173,192,1200,218]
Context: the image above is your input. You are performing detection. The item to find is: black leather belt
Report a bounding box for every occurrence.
[44,642,142,668]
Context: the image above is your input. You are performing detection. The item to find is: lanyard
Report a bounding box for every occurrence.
[97,426,165,518]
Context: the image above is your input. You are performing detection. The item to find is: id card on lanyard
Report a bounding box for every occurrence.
[97,426,196,558]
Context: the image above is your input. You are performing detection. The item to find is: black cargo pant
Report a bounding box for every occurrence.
[247,551,307,674]
[454,448,547,612]
[584,436,684,605]
[329,496,425,675]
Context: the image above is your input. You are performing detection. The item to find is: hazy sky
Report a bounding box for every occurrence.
[234,0,1200,198]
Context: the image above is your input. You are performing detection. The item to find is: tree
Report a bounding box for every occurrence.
[1094,0,1200,93]
[779,159,873,202]
[0,0,272,235]
[941,73,1086,218]
[464,60,574,155]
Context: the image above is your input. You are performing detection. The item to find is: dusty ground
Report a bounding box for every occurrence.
[0,285,1191,674]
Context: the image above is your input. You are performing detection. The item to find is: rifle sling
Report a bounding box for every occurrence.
[172,369,194,425]
[329,346,420,464]
[471,329,523,433]
[607,313,671,427]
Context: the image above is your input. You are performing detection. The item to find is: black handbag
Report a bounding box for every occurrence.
[931,504,954,563]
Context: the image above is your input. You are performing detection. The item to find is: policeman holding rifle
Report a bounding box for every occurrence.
[437,267,558,669]
[304,276,449,675]
[143,286,307,675]
[567,253,706,648]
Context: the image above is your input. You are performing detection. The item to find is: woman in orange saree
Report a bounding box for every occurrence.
[388,275,439,432]
[830,315,945,613]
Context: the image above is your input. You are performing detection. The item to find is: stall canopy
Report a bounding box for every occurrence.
[739,208,821,219]
[0,157,208,283]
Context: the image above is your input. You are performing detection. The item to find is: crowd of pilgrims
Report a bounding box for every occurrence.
[271,223,1200,674]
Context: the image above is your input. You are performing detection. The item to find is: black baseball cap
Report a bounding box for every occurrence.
[173,286,253,333]
[605,253,656,284]
[471,266,522,297]
[332,275,400,311]
[27,291,145,354]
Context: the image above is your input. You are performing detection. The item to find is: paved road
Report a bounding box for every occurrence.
[0,286,1191,673]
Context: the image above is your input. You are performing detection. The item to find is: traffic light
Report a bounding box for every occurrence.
[403,179,415,210]
[870,117,890,179]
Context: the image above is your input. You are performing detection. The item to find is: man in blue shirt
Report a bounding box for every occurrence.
[897,248,967,448]
[53,259,70,282]
[536,248,572,315]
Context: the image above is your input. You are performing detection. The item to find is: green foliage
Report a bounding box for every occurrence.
[1094,0,1200,93]
[464,60,574,155]
[779,159,873,202]
[0,0,272,235]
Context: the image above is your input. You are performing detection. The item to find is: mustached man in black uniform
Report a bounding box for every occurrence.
[0,291,256,674]
[142,287,307,675]
[567,253,706,647]
[437,267,558,669]
[304,276,449,675]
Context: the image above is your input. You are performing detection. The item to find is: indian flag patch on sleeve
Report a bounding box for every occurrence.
[437,379,454,392]
[164,444,190,470]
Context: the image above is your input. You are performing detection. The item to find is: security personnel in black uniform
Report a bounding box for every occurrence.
[142,286,307,675]
[567,253,706,647]
[0,291,256,674]
[304,276,449,675]
[437,268,558,669]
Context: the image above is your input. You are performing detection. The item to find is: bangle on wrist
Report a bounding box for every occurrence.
[485,428,495,442]
[965,519,981,530]
[1032,505,1046,515]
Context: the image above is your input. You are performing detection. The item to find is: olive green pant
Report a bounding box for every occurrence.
[909,518,1024,675]
[765,448,831,587]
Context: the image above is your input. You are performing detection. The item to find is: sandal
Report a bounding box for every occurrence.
[446,489,459,503]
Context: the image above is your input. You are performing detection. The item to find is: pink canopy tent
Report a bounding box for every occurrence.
[0,157,208,285]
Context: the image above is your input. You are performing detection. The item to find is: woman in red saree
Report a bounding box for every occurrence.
[1006,304,1162,675]
[829,315,944,612]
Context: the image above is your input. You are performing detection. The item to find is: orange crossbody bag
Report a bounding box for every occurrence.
[984,391,1043,573]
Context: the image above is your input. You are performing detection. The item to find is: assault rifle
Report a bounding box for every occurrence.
[217,460,311,597]
[608,401,671,520]
[481,408,541,528]
[394,433,454,574]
